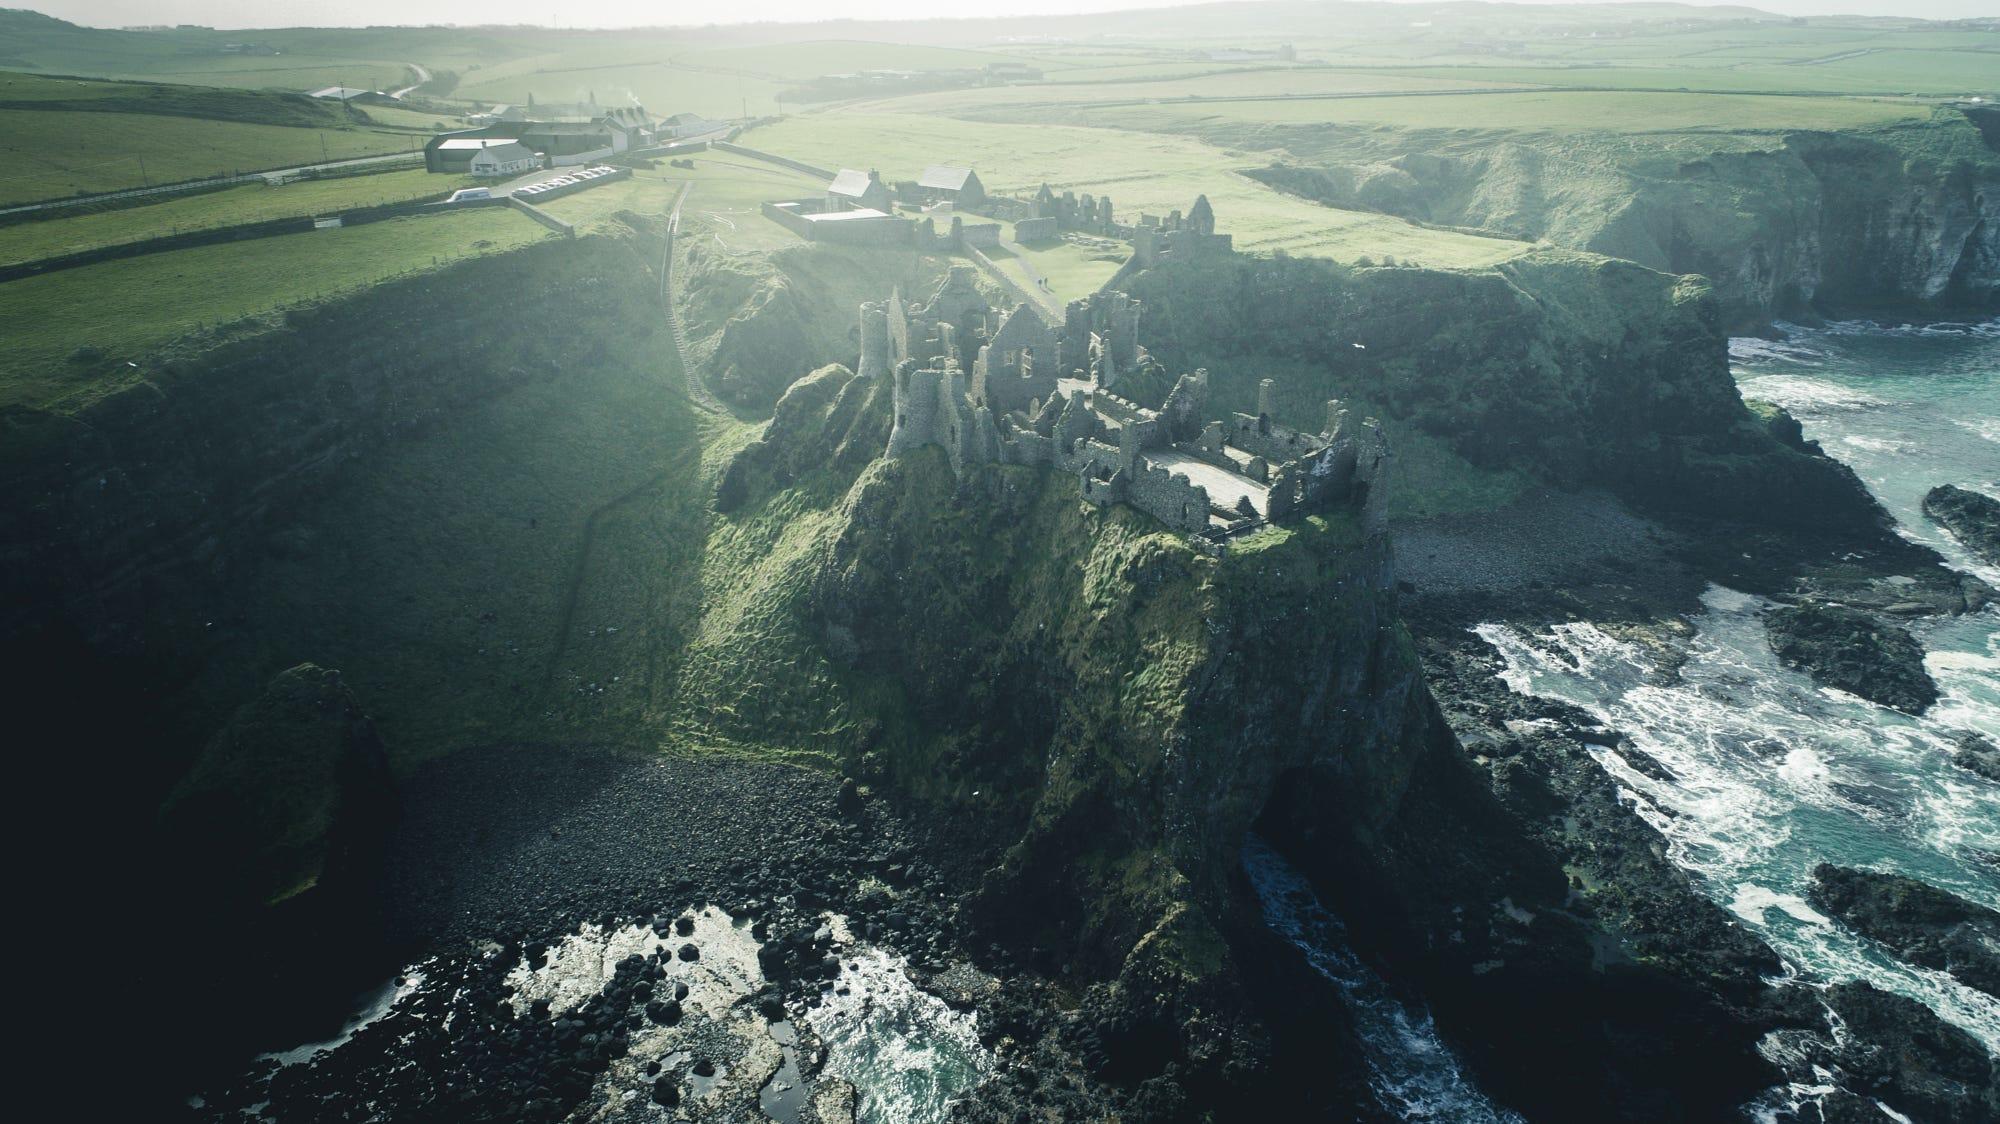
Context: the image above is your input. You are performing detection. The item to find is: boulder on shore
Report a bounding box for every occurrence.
[158,662,394,909]
[1764,602,1938,714]
[1808,864,1999,998]
[1821,981,2000,1124]
[1922,484,2000,568]
[1950,730,2000,783]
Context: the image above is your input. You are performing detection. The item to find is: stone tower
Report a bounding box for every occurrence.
[857,302,889,381]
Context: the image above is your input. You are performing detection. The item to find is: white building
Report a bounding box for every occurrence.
[468,141,541,178]
[660,112,718,140]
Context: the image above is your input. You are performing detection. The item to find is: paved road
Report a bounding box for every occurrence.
[391,63,432,100]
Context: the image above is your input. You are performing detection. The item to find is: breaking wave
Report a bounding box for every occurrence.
[1476,588,2000,1053]
[1244,836,1525,1123]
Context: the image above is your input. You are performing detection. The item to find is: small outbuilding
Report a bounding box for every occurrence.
[426,133,527,174]
[660,112,718,140]
[468,141,540,178]
[916,165,985,207]
[827,168,892,213]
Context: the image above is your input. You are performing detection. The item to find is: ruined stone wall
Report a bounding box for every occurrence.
[1127,462,1213,534]
[1014,217,1058,242]
[1227,413,1326,464]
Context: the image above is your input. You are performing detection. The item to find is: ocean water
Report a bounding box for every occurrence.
[1475,320,1999,1068]
[1244,836,1525,1123]
[227,907,990,1123]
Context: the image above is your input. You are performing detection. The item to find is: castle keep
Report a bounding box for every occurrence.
[861,268,1388,548]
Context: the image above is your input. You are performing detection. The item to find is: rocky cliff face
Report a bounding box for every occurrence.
[703,366,1432,982]
[1123,249,1887,531]
[1246,110,2000,327]
[688,362,1444,1097]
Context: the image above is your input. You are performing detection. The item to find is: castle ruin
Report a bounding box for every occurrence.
[861,268,1388,549]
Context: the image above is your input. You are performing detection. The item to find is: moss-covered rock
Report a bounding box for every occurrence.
[159,662,392,907]
[1764,601,1938,714]
[677,242,948,412]
[699,378,1431,1021]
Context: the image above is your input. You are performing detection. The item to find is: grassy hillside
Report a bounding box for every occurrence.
[0,207,551,411]
[0,108,423,203]
[0,167,476,265]
[3,232,719,779]
[0,72,433,204]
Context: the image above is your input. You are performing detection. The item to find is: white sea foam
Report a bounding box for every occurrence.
[1476,586,2000,1053]
[1735,373,1887,412]
[806,943,991,1124]
[260,968,430,1067]
[1729,884,1831,928]
[1245,837,1524,1123]
[1839,433,1906,455]
[1729,335,1824,365]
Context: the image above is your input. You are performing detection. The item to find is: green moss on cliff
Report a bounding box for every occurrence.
[1124,248,1881,530]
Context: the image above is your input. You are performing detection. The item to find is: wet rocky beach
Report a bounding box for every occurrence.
[177,745,1001,1123]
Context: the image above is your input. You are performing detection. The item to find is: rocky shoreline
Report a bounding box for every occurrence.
[1387,488,2000,1122]
[174,742,1376,1123]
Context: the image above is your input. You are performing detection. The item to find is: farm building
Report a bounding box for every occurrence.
[660,112,718,140]
[517,121,621,160]
[827,168,892,213]
[308,86,396,104]
[917,165,985,206]
[426,134,527,174]
[468,141,540,177]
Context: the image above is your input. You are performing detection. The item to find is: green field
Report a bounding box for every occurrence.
[0,108,424,205]
[534,157,826,251]
[746,111,1527,267]
[0,168,476,266]
[988,221,1129,303]
[0,208,551,412]
[1022,88,1936,134]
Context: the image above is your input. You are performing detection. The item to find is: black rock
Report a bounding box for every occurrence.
[1922,485,2000,567]
[1823,981,1999,1123]
[1810,865,2000,997]
[1765,602,1938,714]
[1949,730,2000,783]
[678,943,700,962]
[651,1076,680,1107]
[675,916,695,937]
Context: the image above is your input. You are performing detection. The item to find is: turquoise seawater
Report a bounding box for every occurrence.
[1478,320,1999,1070]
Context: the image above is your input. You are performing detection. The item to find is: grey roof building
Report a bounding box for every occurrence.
[828,168,892,212]
[916,165,985,206]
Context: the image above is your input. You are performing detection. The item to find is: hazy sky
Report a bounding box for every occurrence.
[19,0,1996,30]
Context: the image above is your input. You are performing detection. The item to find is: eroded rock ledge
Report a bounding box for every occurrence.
[1764,601,1939,714]
[1809,864,2000,999]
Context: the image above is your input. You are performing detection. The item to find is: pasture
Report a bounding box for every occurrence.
[536,157,826,253]
[0,168,477,267]
[0,208,551,412]
[745,111,1528,268]
[0,109,424,205]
